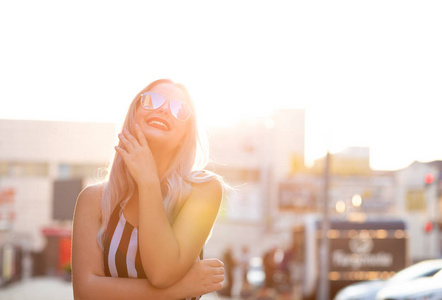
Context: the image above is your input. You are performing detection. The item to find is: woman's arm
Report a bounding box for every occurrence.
[116,126,223,288]
[137,178,222,287]
[71,184,224,300]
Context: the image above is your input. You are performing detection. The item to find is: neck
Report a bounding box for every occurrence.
[150,143,176,180]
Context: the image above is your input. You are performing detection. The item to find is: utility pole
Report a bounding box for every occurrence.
[317,151,331,300]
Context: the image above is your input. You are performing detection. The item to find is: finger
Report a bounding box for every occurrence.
[212,282,223,291]
[134,124,147,146]
[205,258,224,268]
[115,146,128,159]
[211,267,224,275]
[211,274,224,283]
[118,133,134,151]
[123,129,140,147]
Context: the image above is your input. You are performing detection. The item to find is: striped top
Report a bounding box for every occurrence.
[103,206,202,300]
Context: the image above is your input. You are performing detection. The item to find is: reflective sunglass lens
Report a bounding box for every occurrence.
[170,100,192,121]
[140,94,153,109]
[141,92,166,109]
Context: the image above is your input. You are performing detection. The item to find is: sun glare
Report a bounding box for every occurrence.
[1,1,441,171]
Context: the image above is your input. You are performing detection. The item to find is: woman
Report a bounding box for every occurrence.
[72,79,226,299]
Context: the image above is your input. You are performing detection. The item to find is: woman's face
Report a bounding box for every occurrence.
[134,82,191,153]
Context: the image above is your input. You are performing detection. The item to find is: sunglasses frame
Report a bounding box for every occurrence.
[139,91,192,121]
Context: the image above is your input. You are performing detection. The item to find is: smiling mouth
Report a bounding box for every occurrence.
[147,118,170,131]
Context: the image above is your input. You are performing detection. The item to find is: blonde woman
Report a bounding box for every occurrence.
[72,79,226,300]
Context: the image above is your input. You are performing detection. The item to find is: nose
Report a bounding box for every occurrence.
[156,100,171,116]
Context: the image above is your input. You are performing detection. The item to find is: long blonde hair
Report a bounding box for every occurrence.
[97,79,224,249]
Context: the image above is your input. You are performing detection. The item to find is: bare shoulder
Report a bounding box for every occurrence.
[175,174,223,221]
[190,175,223,204]
[78,182,104,200]
[75,182,104,218]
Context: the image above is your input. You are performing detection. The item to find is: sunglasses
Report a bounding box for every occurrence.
[140,92,192,121]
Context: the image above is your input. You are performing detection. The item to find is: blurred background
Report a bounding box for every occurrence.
[1,1,441,299]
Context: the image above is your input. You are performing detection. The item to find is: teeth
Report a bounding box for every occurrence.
[148,120,168,130]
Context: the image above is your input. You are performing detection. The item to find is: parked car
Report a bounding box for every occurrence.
[376,269,442,300]
[333,259,442,300]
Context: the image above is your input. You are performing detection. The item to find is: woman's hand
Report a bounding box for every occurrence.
[115,124,158,185]
[176,258,225,298]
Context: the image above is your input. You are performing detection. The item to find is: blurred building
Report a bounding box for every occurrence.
[0,119,117,283]
[206,110,306,256]
[209,110,305,224]
[395,161,441,260]
[0,119,117,250]
[207,113,442,264]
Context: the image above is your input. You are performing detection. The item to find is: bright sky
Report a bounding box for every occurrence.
[1,1,441,171]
